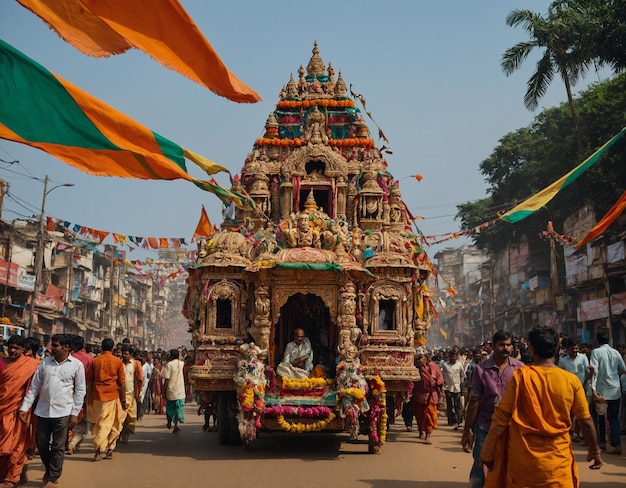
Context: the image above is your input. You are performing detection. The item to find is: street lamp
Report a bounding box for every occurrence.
[28,175,74,336]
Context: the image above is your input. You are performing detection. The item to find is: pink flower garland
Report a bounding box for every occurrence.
[263,405,334,418]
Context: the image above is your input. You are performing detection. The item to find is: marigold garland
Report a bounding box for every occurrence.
[238,382,265,412]
[337,387,366,401]
[281,377,333,391]
[368,375,387,444]
[276,99,355,110]
[329,138,374,148]
[255,138,303,147]
[276,412,337,433]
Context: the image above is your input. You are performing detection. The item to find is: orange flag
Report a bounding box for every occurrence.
[193,206,213,238]
[575,191,626,249]
[17,0,261,103]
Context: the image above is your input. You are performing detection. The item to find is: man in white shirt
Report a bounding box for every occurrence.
[119,345,142,444]
[162,348,186,434]
[19,334,86,488]
[276,328,313,379]
[441,349,465,430]
[590,331,626,455]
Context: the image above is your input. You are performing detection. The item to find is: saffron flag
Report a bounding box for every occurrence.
[193,206,213,238]
[500,127,626,223]
[575,191,626,249]
[0,40,255,209]
[16,0,261,103]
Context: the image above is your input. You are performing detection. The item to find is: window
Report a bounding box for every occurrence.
[378,299,395,330]
[216,298,232,328]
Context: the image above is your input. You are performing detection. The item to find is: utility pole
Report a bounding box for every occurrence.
[28,176,74,337]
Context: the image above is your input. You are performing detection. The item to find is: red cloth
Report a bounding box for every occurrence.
[0,355,39,483]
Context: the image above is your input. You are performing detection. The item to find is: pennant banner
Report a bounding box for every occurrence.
[193,206,213,238]
[500,127,626,223]
[17,0,261,103]
[575,191,626,249]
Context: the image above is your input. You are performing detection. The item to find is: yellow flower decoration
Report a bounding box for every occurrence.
[282,377,333,391]
[276,412,336,433]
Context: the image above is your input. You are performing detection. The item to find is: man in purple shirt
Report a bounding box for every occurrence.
[461,330,524,488]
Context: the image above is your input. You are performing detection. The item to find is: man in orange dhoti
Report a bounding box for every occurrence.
[87,338,126,462]
[481,326,603,488]
[0,335,39,488]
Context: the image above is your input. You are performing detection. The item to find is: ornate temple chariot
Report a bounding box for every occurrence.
[183,43,434,452]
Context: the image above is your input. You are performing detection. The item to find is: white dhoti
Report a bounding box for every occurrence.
[276,361,310,379]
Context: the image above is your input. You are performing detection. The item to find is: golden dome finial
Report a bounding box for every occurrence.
[306,41,325,76]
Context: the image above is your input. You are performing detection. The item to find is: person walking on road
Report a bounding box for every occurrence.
[412,351,444,445]
[119,345,143,444]
[480,325,603,487]
[0,335,39,488]
[589,330,626,455]
[441,349,465,430]
[19,334,86,488]
[163,348,186,434]
[461,330,523,488]
[66,335,93,455]
[87,338,126,462]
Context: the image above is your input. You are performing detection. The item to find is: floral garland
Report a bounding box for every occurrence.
[329,138,374,148]
[277,99,355,110]
[368,375,387,445]
[238,382,265,413]
[276,412,337,433]
[281,377,333,390]
[255,137,304,147]
[337,387,366,401]
[263,405,334,417]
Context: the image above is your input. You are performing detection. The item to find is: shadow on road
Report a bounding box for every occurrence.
[359,481,466,488]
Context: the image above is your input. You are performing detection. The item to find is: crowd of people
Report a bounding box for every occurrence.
[1,327,625,488]
[399,327,626,487]
[0,334,193,488]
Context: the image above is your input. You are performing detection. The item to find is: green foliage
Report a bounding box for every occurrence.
[556,0,626,71]
[457,73,626,254]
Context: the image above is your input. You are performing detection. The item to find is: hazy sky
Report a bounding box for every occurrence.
[0,1,612,262]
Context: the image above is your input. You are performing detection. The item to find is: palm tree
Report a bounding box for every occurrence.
[501,7,591,155]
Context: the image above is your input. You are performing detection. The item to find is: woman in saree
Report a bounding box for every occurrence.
[151,355,165,415]
[412,351,444,444]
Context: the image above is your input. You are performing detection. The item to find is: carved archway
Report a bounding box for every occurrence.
[204,279,245,336]
[282,144,348,178]
[367,280,408,335]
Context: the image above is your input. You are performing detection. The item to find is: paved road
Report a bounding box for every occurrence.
[20,405,626,488]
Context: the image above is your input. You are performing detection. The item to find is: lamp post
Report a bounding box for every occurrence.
[28,175,74,336]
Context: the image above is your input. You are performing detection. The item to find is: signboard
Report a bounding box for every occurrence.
[0,260,35,291]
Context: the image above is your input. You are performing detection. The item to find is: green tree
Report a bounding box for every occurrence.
[501,7,593,155]
[457,73,626,255]
[555,0,626,71]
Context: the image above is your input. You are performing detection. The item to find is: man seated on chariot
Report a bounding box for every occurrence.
[276,328,313,379]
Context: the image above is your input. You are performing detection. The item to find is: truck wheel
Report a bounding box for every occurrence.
[386,394,396,428]
[217,391,231,445]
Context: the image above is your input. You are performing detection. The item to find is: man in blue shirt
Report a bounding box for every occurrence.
[559,338,591,442]
[19,334,86,488]
[590,331,626,455]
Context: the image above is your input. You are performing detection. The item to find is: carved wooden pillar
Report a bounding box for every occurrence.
[336,181,347,220]
[281,181,293,219]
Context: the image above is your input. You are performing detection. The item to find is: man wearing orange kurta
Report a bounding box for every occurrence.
[0,335,40,488]
[87,338,126,462]
[481,326,603,488]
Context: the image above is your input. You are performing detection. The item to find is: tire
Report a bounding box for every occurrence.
[386,394,396,428]
[217,391,231,445]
